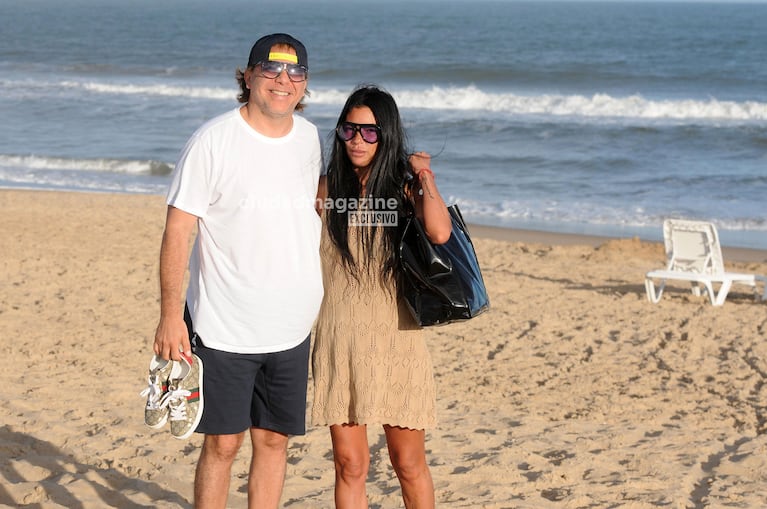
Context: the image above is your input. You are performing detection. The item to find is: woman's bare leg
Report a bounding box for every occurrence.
[330,423,370,508]
[384,425,434,509]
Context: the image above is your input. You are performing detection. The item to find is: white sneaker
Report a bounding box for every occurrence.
[165,353,204,440]
[139,355,173,429]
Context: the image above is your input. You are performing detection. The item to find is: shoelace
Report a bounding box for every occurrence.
[166,385,192,421]
[140,374,166,409]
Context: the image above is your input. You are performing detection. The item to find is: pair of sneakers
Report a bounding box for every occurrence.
[140,352,204,440]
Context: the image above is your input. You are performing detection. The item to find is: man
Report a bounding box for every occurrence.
[153,33,324,508]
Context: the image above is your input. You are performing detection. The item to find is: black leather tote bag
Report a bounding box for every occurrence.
[398,204,490,326]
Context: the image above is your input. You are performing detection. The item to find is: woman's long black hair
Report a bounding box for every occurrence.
[326,84,414,286]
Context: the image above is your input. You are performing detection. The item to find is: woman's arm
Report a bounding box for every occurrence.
[409,152,452,244]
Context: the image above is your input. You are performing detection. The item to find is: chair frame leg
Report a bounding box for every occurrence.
[645,278,665,303]
[708,280,729,306]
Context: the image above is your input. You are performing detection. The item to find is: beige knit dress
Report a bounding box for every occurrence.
[311,223,437,430]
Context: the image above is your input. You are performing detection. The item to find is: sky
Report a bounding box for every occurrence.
[441,0,767,3]
[504,0,767,2]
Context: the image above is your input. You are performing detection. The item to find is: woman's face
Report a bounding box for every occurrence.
[343,106,379,171]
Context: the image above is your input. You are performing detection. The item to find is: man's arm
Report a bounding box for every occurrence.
[154,205,198,360]
[315,175,327,216]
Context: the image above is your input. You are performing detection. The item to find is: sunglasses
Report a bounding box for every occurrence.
[336,122,381,144]
[256,60,308,82]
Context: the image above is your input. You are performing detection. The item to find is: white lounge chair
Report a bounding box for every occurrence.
[645,219,767,306]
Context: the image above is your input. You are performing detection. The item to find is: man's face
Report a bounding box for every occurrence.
[245,46,307,119]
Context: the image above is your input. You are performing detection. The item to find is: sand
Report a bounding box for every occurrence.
[2,189,766,508]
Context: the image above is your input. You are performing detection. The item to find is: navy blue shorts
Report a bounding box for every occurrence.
[185,307,310,436]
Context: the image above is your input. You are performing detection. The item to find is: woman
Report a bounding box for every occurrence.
[312,84,451,508]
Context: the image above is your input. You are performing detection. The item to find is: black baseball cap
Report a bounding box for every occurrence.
[247,33,308,69]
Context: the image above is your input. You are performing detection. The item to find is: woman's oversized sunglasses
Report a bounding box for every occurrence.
[336,122,381,144]
[257,60,308,83]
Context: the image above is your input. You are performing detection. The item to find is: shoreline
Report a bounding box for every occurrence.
[3,188,766,263]
[467,222,767,264]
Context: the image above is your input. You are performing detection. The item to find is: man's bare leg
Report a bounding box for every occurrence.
[248,427,290,509]
[194,432,246,508]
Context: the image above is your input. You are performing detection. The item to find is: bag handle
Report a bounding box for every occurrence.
[401,171,417,219]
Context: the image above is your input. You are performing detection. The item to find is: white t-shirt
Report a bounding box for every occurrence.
[167,107,324,354]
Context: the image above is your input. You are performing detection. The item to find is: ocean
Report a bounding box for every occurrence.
[2,0,766,248]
